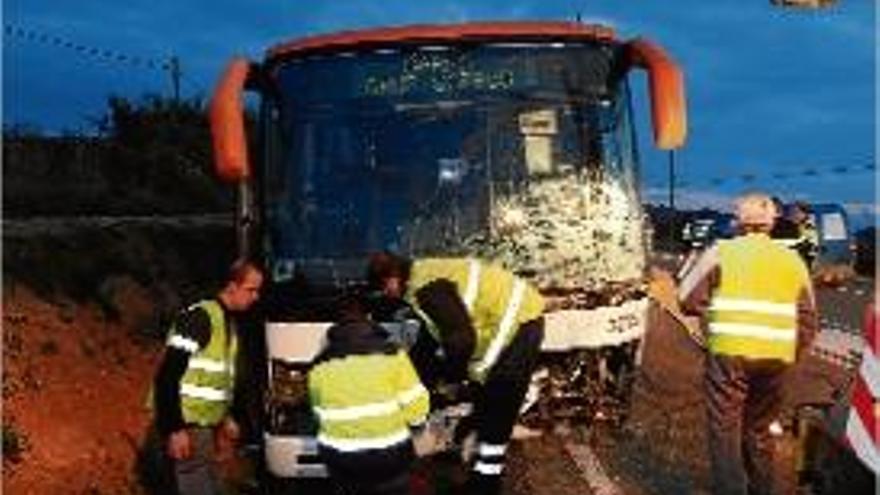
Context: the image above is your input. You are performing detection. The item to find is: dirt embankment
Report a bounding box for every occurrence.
[2,219,235,494]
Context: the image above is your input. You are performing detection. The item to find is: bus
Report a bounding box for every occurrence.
[208,21,687,483]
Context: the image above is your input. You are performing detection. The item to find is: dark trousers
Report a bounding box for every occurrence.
[468,318,544,495]
[138,426,177,495]
[322,441,415,495]
[174,427,223,495]
[331,471,410,495]
[705,354,790,495]
[139,425,221,495]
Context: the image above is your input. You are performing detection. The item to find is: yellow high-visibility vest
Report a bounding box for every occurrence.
[308,350,429,452]
[175,300,237,426]
[406,258,544,381]
[709,233,811,363]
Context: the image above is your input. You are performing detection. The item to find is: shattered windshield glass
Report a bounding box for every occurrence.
[264,42,644,289]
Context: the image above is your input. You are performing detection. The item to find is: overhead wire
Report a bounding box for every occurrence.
[668,159,876,188]
[4,23,172,71]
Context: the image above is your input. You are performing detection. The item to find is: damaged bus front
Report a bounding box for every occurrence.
[209,21,687,482]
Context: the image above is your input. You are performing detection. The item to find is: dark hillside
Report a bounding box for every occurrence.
[3,95,238,217]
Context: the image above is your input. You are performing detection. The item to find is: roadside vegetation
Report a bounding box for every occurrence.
[2,96,241,490]
[2,423,28,465]
[3,94,254,217]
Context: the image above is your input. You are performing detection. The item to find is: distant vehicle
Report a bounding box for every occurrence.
[771,202,854,285]
[681,212,735,249]
[810,203,853,268]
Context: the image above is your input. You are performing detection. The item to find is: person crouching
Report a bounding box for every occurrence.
[308,295,430,495]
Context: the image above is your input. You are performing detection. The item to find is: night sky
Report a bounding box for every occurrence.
[3,1,876,225]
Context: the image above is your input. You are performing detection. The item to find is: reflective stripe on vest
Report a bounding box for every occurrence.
[474,461,504,475]
[709,297,797,344]
[178,300,237,426]
[708,235,807,363]
[710,298,796,316]
[314,399,399,421]
[317,428,410,453]
[309,350,429,453]
[188,357,231,373]
[167,334,199,353]
[709,323,796,341]
[471,279,526,378]
[180,383,229,401]
[463,259,481,311]
[406,258,544,382]
[478,443,507,457]
[314,383,428,422]
[473,442,508,475]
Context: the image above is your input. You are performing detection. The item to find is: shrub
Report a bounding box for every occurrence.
[2,423,28,464]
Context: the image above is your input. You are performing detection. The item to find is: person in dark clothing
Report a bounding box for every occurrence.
[367,253,545,495]
[789,201,818,268]
[151,260,263,495]
[308,294,429,495]
[770,200,817,268]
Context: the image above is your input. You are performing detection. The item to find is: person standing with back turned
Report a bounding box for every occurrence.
[151,260,263,495]
[678,192,818,495]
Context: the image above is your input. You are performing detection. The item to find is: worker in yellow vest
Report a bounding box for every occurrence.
[678,192,818,495]
[151,260,263,495]
[367,253,545,495]
[308,293,429,495]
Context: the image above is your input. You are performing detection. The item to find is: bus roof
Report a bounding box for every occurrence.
[266,21,616,62]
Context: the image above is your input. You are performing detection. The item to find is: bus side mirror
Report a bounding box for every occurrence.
[625,39,687,150]
[209,57,253,182]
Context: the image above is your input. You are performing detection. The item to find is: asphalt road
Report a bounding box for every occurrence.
[816,276,874,334]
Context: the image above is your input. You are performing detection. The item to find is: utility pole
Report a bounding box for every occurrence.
[169,55,181,104]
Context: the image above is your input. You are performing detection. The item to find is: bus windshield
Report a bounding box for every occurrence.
[263,42,644,288]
